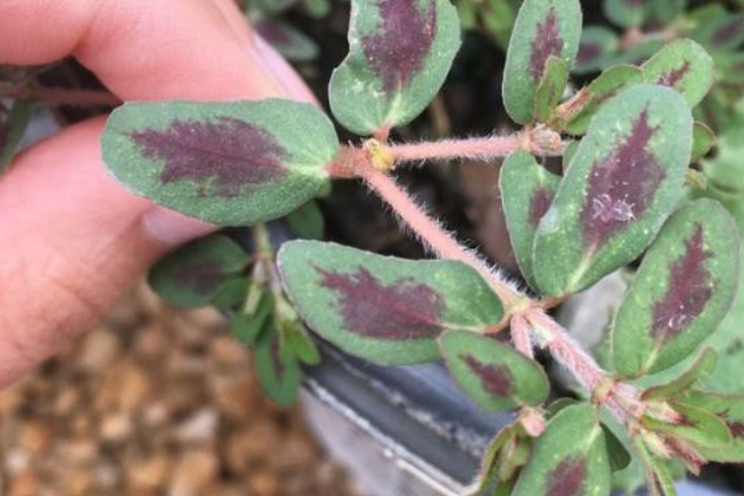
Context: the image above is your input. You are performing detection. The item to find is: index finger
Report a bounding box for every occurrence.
[0,0,313,102]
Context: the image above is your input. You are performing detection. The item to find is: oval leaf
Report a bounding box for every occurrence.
[511,403,612,496]
[691,13,744,52]
[102,99,337,226]
[439,330,550,411]
[603,0,651,28]
[277,240,504,365]
[148,235,247,308]
[612,199,741,377]
[254,16,320,62]
[500,151,561,290]
[691,121,716,162]
[502,0,582,125]
[642,348,718,401]
[641,39,714,108]
[680,390,744,462]
[533,85,693,297]
[533,56,569,122]
[255,326,301,406]
[328,0,460,135]
[642,402,732,449]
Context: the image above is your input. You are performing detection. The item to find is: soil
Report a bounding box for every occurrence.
[0,283,357,496]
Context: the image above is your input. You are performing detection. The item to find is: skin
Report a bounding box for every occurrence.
[0,0,314,388]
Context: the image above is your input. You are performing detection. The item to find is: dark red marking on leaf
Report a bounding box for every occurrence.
[547,457,587,496]
[529,187,554,227]
[361,0,437,94]
[727,421,744,439]
[577,42,602,65]
[657,61,691,88]
[676,412,699,429]
[529,9,564,80]
[712,16,744,47]
[580,109,665,248]
[175,260,226,295]
[317,266,444,340]
[460,355,514,397]
[130,117,288,197]
[651,225,714,343]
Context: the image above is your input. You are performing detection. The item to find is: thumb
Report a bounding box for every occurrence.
[0,118,207,386]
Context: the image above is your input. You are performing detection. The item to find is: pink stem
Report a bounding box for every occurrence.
[388,132,562,165]
[357,165,524,309]
[511,314,534,359]
[525,310,642,423]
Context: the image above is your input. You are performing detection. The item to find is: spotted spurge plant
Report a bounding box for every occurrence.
[101,0,744,494]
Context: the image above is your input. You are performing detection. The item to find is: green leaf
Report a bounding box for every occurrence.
[603,0,651,28]
[642,402,732,449]
[255,326,301,406]
[610,39,663,66]
[574,26,619,75]
[712,51,744,85]
[502,0,582,125]
[0,101,31,173]
[511,403,611,496]
[285,324,321,365]
[231,290,274,346]
[691,121,716,162]
[102,99,337,226]
[691,13,744,52]
[148,235,247,308]
[612,200,741,377]
[679,390,744,462]
[467,422,523,495]
[601,423,632,472]
[255,0,299,14]
[285,200,325,239]
[564,64,645,135]
[301,0,333,18]
[211,278,250,311]
[500,151,561,290]
[439,330,550,411]
[533,85,693,297]
[328,0,461,135]
[642,348,718,401]
[641,39,714,108]
[649,0,687,24]
[254,17,319,62]
[703,100,744,195]
[533,56,569,122]
[636,440,678,496]
[277,240,504,365]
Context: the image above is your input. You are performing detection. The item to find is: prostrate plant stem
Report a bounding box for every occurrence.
[337,145,646,428]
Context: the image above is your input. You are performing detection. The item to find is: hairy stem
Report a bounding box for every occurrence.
[357,164,525,310]
[525,309,644,424]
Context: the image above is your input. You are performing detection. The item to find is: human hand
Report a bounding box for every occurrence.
[0,0,314,387]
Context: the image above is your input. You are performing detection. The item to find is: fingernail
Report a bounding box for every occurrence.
[249,34,319,105]
[143,206,216,247]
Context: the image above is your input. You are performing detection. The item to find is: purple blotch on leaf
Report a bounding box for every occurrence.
[317,266,444,340]
[530,187,554,227]
[577,42,602,66]
[547,457,587,496]
[580,109,665,249]
[657,61,691,88]
[175,260,227,296]
[460,355,514,398]
[271,338,286,380]
[254,18,293,46]
[530,8,564,80]
[712,15,744,47]
[651,225,714,343]
[361,0,437,94]
[727,421,744,439]
[130,117,288,197]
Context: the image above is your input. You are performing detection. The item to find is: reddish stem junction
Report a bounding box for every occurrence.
[327,131,644,427]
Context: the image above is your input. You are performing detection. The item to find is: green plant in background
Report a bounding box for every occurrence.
[97,0,744,494]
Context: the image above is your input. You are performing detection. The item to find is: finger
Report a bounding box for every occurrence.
[0,0,317,386]
[0,0,313,103]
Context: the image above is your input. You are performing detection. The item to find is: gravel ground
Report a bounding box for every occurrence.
[0,282,357,496]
